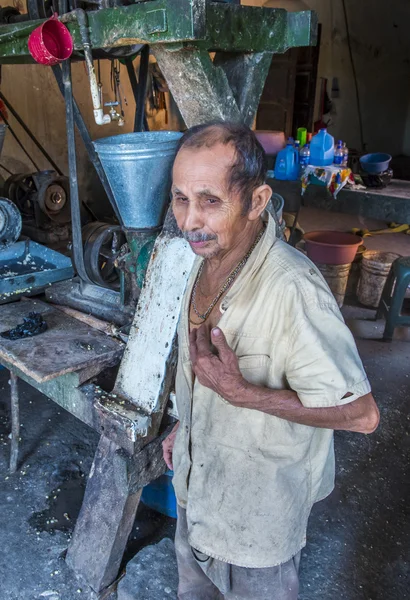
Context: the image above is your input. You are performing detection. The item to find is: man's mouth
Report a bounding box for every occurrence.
[189,240,210,248]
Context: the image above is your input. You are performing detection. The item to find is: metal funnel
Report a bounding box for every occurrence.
[94,131,182,230]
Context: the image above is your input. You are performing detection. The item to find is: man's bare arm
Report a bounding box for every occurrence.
[190,325,380,435]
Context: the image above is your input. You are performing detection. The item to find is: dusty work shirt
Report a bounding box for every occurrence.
[172,211,371,568]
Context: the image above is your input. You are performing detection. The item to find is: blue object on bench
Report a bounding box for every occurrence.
[0,239,73,304]
[360,153,392,174]
[141,469,177,519]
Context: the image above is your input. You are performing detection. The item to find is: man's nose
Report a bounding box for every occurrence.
[182,204,203,232]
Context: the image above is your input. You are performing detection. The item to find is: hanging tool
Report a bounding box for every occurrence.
[105,60,125,126]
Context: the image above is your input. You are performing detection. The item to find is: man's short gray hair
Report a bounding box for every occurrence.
[176,121,267,215]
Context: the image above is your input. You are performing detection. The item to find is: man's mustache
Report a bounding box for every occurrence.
[183,231,217,243]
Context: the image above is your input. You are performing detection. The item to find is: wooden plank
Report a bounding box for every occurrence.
[66,428,171,593]
[114,210,195,413]
[0,299,124,384]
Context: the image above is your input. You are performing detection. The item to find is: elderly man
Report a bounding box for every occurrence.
[162,122,379,600]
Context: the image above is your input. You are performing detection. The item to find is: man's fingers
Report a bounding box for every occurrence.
[162,440,174,470]
[195,324,213,356]
[211,328,233,362]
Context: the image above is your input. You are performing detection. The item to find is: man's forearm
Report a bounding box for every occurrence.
[231,382,379,434]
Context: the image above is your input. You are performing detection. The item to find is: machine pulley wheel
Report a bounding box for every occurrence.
[82,221,127,290]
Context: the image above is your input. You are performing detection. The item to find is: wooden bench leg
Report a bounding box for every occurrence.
[66,430,169,593]
[9,372,19,474]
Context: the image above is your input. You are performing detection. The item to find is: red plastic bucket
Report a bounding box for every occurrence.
[303,231,363,265]
[28,15,73,66]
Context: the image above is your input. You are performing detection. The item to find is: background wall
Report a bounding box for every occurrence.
[245,0,410,157]
[1,0,410,215]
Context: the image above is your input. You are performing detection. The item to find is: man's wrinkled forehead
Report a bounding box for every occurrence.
[172,143,236,193]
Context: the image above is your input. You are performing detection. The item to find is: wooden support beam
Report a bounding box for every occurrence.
[66,427,172,593]
[213,51,274,127]
[152,45,241,127]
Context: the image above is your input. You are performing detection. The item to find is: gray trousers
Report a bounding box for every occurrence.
[175,506,300,600]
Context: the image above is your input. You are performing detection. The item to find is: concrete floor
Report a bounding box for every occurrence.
[1,309,409,600]
[0,208,409,600]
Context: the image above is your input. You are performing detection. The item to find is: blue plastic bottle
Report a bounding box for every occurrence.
[334,140,344,165]
[299,143,310,174]
[274,140,299,181]
[309,128,335,166]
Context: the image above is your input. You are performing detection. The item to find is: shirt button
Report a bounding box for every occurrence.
[309,268,316,276]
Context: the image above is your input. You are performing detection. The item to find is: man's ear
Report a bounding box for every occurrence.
[248,185,272,221]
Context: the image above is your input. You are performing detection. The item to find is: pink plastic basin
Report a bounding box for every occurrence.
[303,231,363,265]
[28,16,73,66]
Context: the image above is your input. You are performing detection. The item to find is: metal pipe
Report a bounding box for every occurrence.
[9,372,19,474]
[62,58,92,283]
[51,64,122,224]
[0,90,63,175]
[0,109,40,171]
[135,45,149,133]
[61,9,111,126]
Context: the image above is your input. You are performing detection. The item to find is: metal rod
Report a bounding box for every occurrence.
[0,109,39,171]
[51,64,122,224]
[125,58,140,134]
[62,58,92,284]
[0,162,13,175]
[135,45,149,133]
[0,91,63,175]
[9,372,19,474]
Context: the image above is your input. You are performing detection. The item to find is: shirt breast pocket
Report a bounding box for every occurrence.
[237,354,271,387]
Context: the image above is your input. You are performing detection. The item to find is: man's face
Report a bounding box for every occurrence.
[171,144,251,259]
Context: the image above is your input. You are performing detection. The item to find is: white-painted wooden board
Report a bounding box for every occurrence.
[114,234,195,413]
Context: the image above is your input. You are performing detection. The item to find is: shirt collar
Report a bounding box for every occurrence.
[222,210,277,308]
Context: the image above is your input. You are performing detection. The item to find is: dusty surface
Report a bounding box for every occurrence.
[0,302,409,599]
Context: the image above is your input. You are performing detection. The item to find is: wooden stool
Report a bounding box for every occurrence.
[376,256,410,341]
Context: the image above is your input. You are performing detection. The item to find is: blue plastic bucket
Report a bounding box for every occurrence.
[141,469,177,519]
[94,131,183,230]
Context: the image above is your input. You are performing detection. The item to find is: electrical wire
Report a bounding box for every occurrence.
[341,0,365,152]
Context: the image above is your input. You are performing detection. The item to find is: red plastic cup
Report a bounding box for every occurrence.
[28,14,73,66]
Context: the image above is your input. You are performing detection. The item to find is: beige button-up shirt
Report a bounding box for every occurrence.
[172,211,371,568]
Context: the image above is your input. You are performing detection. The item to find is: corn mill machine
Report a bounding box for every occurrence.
[0,0,317,596]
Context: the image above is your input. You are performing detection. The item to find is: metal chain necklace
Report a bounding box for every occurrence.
[189,227,265,325]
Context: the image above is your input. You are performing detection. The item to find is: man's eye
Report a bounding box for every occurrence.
[175,196,188,202]
[207,198,218,205]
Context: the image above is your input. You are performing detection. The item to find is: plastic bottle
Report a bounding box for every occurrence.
[342,142,349,167]
[309,128,335,166]
[299,144,310,174]
[274,140,299,181]
[296,127,307,147]
[334,140,344,166]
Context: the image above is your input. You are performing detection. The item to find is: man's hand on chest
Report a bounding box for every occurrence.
[189,324,247,403]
